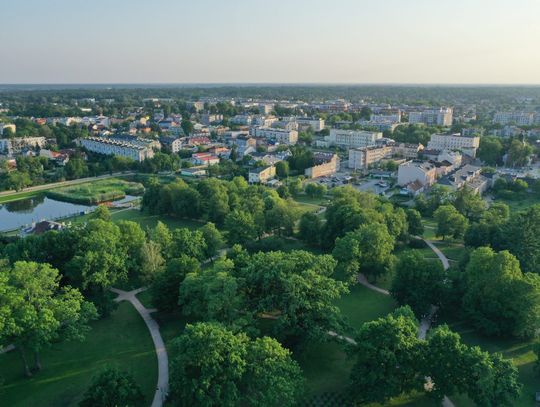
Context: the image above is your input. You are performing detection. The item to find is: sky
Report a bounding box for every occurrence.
[1,0,539,84]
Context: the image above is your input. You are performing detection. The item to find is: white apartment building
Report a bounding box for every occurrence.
[392,143,424,159]
[253,127,298,145]
[409,107,453,126]
[493,112,535,126]
[296,117,325,132]
[348,146,393,170]
[397,161,437,187]
[370,111,401,124]
[427,133,480,157]
[231,115,253,125]
[79,137,155,162]
[324,129,383,148]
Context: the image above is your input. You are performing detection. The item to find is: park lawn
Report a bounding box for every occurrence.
[491,194,540,212]
[336,283,396,333]
[436,318,538,407]
[0,302,157,407]
[69,208,204,232]
[293,194,331,206]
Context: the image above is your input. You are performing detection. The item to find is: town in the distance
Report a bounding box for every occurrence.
[1,85,540,407]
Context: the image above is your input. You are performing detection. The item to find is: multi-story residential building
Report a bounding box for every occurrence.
[201,113,224,125]
[253,127,298,145]
[392,143,424,159]
[252,115,279,127]
[427,133,480,157]
[324,129,382,148]
[189,101,205,112]
[159,136,183,153]
[348,146,393,170]
[259,104,274,115]
[79,136,155,161]
[493,112,535,126]
[409,107,453,126]
[397,161,437,187]
[249,165,276,184]
[370,110,401,123]
[305,152,339,178]
[230,115,253,125]
[296,117,325,132]
[271,120,299,131]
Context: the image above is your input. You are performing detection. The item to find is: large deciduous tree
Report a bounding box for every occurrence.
[0,261,97,376]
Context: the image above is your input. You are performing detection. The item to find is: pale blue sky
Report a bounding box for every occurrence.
[1,0,539,84]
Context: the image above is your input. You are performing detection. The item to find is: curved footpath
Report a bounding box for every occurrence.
[111,287,168,407]
[356,238,455,407]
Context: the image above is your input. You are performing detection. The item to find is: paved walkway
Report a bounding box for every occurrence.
[0,344,15,354]
[421,238,450,270]
[357,273,390,295]
[111,287,168,407]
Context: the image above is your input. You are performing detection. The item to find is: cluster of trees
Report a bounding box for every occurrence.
[350,307,520,406]
[142,177,302,244]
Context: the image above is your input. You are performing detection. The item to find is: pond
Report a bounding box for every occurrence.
[0,195,137,232]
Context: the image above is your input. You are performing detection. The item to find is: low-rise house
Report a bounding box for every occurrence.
[181,167,207,177]
[191,152,220,166]
[39,149,70,166]
[437,164,489,195]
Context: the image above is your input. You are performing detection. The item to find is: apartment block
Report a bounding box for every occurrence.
[409,107,453,126]
[427,133,480,157]
[79,136,155,161]
[397,161,437,187]
[324,129,382,148]
[348,146,393,170]
[493,112,535,126]
[253,127,298,145]
[305,153,339,178]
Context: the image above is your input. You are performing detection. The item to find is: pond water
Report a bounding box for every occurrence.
[0,195,137,232]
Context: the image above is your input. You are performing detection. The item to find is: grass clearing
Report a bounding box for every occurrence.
[46,178,144,205]
[0,302,157,407]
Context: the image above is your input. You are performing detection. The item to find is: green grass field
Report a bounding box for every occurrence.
[0,302,157,407]
[490,194,540,212]
[47,178,144,205]
[0,190,42,204]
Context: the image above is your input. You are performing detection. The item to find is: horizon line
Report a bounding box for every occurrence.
[2,82,540,87]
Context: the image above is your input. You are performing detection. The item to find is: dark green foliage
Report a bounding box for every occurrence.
[80,367,144,407]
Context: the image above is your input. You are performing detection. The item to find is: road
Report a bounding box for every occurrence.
[111,287,168,407]
[0,171,135,199]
